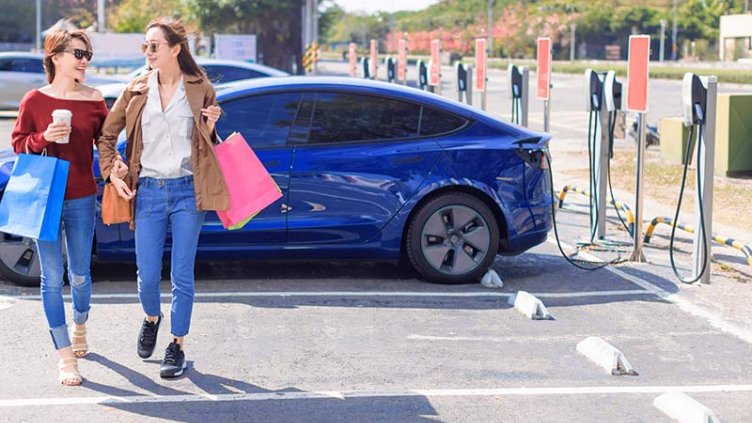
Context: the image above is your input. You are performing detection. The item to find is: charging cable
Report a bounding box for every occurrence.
[669,117,710,284]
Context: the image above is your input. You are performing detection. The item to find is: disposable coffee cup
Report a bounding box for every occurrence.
[51,109,72,144]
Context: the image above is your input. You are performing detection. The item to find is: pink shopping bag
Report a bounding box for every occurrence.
[214,132,282,230]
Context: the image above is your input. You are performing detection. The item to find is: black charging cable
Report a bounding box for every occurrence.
[668,119,710,284]
[606,110,633,237]
[545,150,625,271]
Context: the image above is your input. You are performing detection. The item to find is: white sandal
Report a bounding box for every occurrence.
[71,328,88,358]
[58,357,82,386]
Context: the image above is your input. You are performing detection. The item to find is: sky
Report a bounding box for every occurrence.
[332,0,440,14]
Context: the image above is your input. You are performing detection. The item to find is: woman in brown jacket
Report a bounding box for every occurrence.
[97,18,228,379]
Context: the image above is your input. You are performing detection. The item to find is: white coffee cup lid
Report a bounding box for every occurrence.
[52,109,72,117]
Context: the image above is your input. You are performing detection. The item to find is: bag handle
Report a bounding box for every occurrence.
[24,141,47,157]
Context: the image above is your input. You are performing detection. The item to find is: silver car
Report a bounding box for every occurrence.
[0,52,125,110]
[99,58,290,108]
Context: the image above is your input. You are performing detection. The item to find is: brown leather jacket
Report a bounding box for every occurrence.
[96,70,229,228]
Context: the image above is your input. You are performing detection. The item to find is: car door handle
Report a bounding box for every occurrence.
[264,160,281,168]
[392,155,422,165]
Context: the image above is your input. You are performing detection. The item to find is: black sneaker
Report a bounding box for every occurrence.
[160,340,187,379]
[137,313,162,359]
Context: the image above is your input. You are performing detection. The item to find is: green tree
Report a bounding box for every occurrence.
[677,0,731,41]
[184,0,304,72]
[108,0,193,33]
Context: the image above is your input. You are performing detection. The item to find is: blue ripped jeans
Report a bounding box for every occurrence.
[36,194,95,350]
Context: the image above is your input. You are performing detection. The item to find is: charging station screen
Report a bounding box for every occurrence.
[348,43,356,77]
[536,37,551,100]
[474,38,486,92]
[398,39,407,81]
[430,39,440,86]
[627,35,650,113]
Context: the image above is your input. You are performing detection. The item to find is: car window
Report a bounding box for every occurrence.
[204,66,264,84]
[287,93,315,145]
[217,92,301,149]
[307,93,420,144]
[9,58,43,73]
[419,107,468,136]
[0,59,11,71]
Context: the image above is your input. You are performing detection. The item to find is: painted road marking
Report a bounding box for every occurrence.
[407,331,718,343]
[547,237,752,344]
[2,384,752,408]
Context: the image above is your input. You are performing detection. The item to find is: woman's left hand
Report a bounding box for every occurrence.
[201,105,222,132]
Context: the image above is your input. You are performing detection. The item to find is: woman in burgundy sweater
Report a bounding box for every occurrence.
[11,29,110,386]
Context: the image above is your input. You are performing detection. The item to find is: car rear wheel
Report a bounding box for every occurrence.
[406,193,499,284]
[0,234,41,287]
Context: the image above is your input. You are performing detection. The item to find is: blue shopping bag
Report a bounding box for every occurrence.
[0,153,69,241]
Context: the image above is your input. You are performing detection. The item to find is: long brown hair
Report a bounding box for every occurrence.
[43,28,92,83]
[145,18,206,79]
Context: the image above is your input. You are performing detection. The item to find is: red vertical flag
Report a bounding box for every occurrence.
[370,39,378,79]
[474,38,486,92]
[348,43,357,77]
[627,35,650,113]
[429,39,440,86]
[536,37,551,100]
[397,38,407,81]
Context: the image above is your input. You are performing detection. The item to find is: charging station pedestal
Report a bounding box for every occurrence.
[685,75,717,284]
[456,62,473,105]
[508,64,529,127]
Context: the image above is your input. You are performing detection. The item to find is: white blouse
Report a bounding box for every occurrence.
[139,70,194,179]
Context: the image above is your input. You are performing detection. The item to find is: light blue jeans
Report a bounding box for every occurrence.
[37,194,95,350]
[135,176,205,337]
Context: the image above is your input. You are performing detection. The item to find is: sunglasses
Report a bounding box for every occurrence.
[63,48,93,61]
[140,41,170,54]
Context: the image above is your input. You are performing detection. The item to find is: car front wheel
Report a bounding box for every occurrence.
[406,193,500,284]
[0,234,41,287]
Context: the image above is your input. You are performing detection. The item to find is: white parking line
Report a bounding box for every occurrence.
[2,384,752,407]
[407,330,718,343]
[547,237,752,344]
[7,289,654,301]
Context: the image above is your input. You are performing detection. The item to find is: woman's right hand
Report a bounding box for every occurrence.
[111,158,129,180]
[110,175,135,201]
[43,121,71,143]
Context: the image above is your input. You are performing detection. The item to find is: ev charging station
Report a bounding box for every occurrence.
[456,62,473,104]
[583,69,625,241]
[672,73,717,284]
[417,60,428,91]
[361,56,370,79]
[508,64,529,127]
[386,57,396,83]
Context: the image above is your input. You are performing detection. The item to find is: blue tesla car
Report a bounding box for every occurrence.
[0,77,552,286]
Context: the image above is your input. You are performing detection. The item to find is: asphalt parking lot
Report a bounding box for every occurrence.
[1,62,751,422]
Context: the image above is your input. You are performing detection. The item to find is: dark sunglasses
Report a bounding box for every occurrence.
[140,41,170,54]
[63,48,93,61]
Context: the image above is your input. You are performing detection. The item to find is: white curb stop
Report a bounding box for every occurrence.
[480,269,504,288]
[654,391,721,423]
[576,336,638,376]
[507,291,552,320]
